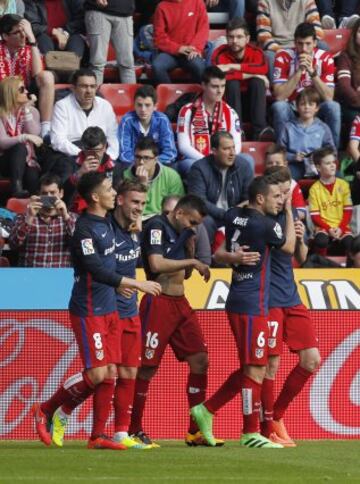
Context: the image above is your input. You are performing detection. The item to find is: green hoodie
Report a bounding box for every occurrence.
[123,162,185,219]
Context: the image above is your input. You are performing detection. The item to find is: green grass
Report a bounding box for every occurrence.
[0,440,359,483]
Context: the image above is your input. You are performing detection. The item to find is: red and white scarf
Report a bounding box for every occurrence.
[3,109,39,168]
[0,41,33,86]
[190,95,232,156]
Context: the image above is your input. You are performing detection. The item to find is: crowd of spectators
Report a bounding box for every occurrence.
[0,0,360,268]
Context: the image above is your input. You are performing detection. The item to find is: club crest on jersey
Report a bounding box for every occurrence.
[96,350,104,361]
[81,238,95,255]
[273,222,283,239]
[145,349,155,360]
[150,229,162,245]
[255,348,264,359]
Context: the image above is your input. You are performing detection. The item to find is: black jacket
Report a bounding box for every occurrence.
[24,0,86,37]
[84,0,134,17]
[188,155,253,221]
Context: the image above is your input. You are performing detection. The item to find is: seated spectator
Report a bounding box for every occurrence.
[212,17,274,141]
[177,65,253,176]
[264,143,307,220]
[23,0,86,59]
[318,0,360,29]
[63,126,122,212]
[279,87,335,180]
[257,0,324,81]
[8,173,77,266]
[309,146,353,254]
[188,131,253,244]
[348,115,360,204]
[205,0,245,19]
[84,0,135,85]
[0,0,24,16]
[347,234,360,267]
[336,18,360,128]
[123,137,185,221]
[272,22,340,148]
[162,194,212,265]
[49,68,118,181]
[0,14,55,137]
[118,85,177,166]
[152,0,208,84]
[0,76,43,197]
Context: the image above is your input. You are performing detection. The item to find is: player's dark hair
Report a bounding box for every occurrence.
[226,17,250,36]
[39,173,62,190]
[81,126,107,149]
[71,68,97,85]
[211,131,233,149]
[264,166,292,183]
[294,22,316,41]
[248,176,277,203]
[265,143,287,159]
[134,84,157,103]
[161,194,181,211]
[0,14,22,35]
[202,65,226,84]
[296,86,321,107]
[174,194,208,217]
[313,146,337,166]
[135,136,159,157]
[77,172,107,204]
[116,179,147,196]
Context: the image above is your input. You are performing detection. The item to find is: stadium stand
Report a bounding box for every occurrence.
[241,141,274,175]
[156,84,203,112]
[6,198,30,215]
[323,28,351,56]
[98,83,142,118]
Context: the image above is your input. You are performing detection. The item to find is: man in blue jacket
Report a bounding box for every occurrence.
[188,131,253,244]
[118,85,177,166]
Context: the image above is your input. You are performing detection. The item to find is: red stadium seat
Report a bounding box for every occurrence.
[0,256,10,267]
[209,29,226,41]
[241,141,273,175]
[6,197,30,214]
[323,29,350,57]
[98,83,142,117]
[156,84,203,112]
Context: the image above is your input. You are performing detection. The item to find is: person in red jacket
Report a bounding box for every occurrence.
[212,17,274,141]
[152,0,209,84]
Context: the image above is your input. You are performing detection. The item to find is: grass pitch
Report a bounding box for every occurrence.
[0,440,359,483]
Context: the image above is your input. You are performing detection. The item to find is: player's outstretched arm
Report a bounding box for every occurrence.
[213,242,260,266]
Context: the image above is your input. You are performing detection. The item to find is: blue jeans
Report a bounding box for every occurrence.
[315,0,359,17]
[271,100,341,147]
[152,52,206,84]
[207,0,245,19]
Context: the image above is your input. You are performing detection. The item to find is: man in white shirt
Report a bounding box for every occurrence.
[46,68,119,181]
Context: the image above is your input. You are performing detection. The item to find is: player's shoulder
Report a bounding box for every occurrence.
[274,48,294,62]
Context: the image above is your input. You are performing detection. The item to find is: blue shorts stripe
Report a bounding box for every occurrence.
[80,317,92,369]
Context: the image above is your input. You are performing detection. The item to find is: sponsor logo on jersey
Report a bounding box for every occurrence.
[273,222,283,239]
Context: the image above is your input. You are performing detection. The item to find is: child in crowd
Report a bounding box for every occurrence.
[309,147,353,254]
[279,87,335,180]
[265,144,306,220]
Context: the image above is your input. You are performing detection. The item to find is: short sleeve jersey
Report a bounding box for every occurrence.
[350,115,360,141]
[111,214,141,319]
[69,213,121,317]
[141,214,194,280]
[273,47,335,102]
[225,207,285,316]
[269,209,302,308]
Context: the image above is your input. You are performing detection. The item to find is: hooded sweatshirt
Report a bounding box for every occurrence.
[153,0,209,56]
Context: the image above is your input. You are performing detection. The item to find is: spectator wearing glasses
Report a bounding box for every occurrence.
[123,137,185,221]
[0,76,43,197]
[0,14,55,138]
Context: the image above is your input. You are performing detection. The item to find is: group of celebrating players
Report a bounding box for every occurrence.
[32,164,320,450]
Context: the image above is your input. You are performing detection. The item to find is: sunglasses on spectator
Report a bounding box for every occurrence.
[18,86,26,93]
